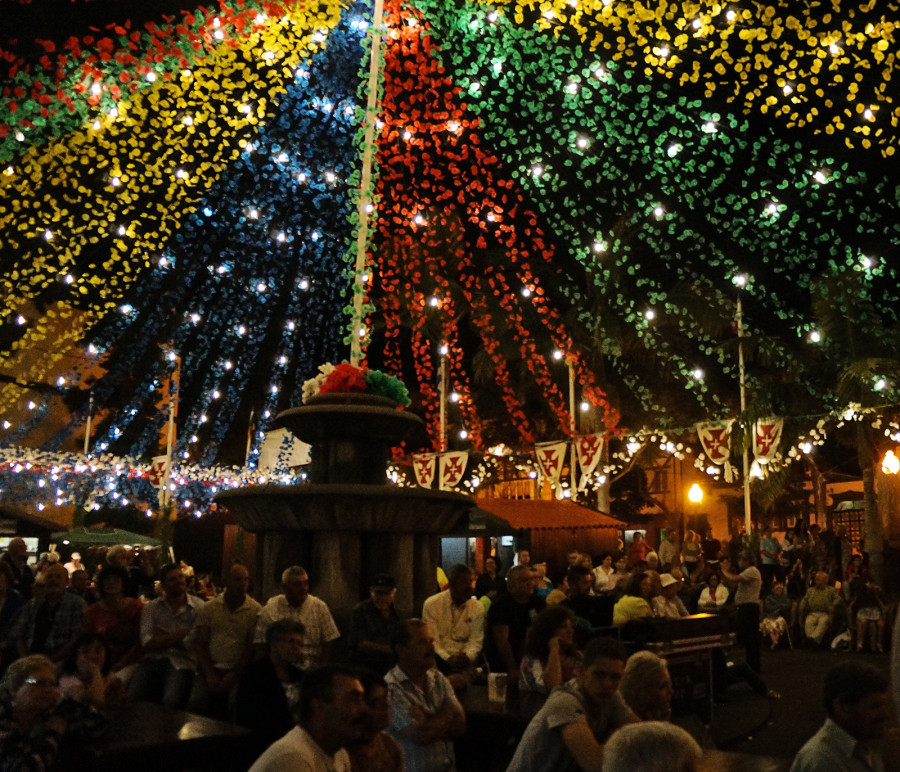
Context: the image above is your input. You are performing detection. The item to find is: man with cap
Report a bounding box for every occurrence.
[652,573,689,619]
[348,573,404,674]
[63,552,83,577]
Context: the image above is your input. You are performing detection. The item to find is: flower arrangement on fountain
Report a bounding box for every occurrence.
[302,362,411,407]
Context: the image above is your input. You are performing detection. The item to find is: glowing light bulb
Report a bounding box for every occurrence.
[645,309,655,320]
[810,330,821,343]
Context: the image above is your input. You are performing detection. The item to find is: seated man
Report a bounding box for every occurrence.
[236,620,311,756]
[652,574,689,619]
[800,571,841,646]
[191,562,261,718]
[791,660,890,771]
[506,637,639,772]
[421,564,484,691]
[482,565,544,678]
[385,618,466,772]
[254,566,340,667]
[348,573,404,675]
[128,562,205,708]
[249,664,367,772]
[563,565,616,638]
[602,722,702,772]
[11,563,85,662]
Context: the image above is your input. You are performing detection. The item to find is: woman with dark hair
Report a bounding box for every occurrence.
[612,573,654,625]
[347,669,403,772]
[82,564,144,683]
[474,555,506,601]
[59,632,127,707]
[697,573,728,613]
[519,606,580,693]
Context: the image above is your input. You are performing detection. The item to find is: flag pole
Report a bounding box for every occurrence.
[350,0,387,366]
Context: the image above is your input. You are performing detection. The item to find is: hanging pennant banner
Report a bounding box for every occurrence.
[535,440,567,485]
[439,451,468,489]
[148,455,169,489]
[575,434,604,478]
[413,453,437,488]
[753,417,783,464]
[696,420,735,483]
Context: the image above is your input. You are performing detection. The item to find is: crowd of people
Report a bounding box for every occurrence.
[0,521,893,772]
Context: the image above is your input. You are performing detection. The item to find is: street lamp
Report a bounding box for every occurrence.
[883,450,899,475]
[688,483,704,504]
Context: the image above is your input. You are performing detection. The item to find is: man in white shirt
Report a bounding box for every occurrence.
[250,664,368,772]
[128,562,205,708]
[254,566,340,666]
[421,564,484,691]
[386,619,465,772]
[192,562,261,717]
[792,660,889,772]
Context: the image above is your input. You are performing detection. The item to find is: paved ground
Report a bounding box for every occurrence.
[709,645,891,758]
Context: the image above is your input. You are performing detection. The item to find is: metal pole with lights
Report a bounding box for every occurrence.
[350,0,387,366]
[439,344,449,453]
[567,356,577,495]
[734,276,752,535]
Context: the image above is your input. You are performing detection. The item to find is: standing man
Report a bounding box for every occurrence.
[249,664,368,772]
[386,619,465,772]
[421,564,484,691]
[254,565,340,666]
[2,537,34,599]
[129,562,205,708]
[721,552,763,673]
[11,563,85,661]
[348,573,404,674]
[759,526,782,590]
[791,661,890,772]
[63,552,83,577]
[192,562,261,717]
[506,637,639,772]
[658,531,680,571]
[483,565,544,678]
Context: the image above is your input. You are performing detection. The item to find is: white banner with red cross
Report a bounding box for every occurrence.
[753,416,783,464]
[413,453,437,488]
[535,440,567,486]
[439,451,469,490]
[575,434,604,489]
[148,455,169,489]
[696,420,735,483]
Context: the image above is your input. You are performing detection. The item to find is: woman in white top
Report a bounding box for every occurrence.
[592,552,615,593]
[697,573,729,612]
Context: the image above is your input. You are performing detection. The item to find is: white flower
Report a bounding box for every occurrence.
[301,363,336,403]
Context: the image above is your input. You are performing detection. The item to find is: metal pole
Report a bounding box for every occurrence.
[163,354,180,511]
[568,358,577,494]
[439,351,448,453]
[350,0,386,366]
[83,391,93,456]
[737,295,751,534]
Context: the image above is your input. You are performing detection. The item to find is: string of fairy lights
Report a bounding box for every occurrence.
[0,0,898,521]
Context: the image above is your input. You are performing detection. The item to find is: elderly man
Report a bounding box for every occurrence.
[386,618,466,772]
[791,660,890,772]
[250,664,368,772]
[483,565,544,677]
[11,562,84,661]
[603,722,701,772]
[422,564,484,691]
[652,573,689,619]
[128,562,205,708]
[255,565,340,666]
[236,619,308,754]
[800,571,841,647]
[192,562,261,717]
[348,573,404,674]
[506,637,639,772]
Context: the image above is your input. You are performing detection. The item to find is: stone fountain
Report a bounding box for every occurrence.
[215,393,475,623]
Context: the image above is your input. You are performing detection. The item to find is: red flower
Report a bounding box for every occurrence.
[319,363,368,395]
